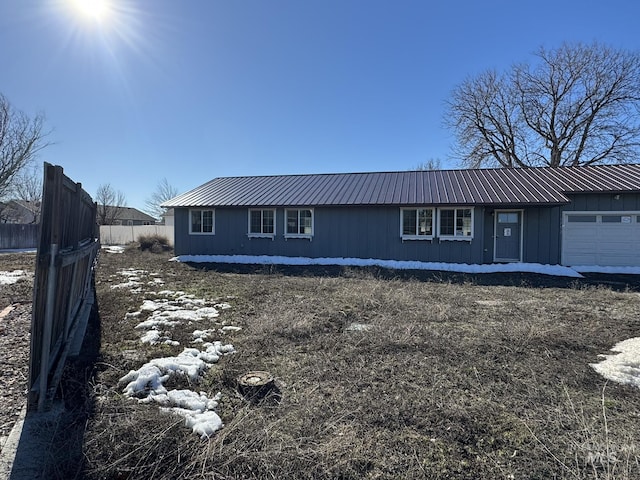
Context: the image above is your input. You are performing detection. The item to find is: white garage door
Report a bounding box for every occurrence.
[562,212,640,267]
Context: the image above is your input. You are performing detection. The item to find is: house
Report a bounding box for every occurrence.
[0,200,41,224]
[96,206,157,226]
[161,208,175,226]
[161,164,640,268]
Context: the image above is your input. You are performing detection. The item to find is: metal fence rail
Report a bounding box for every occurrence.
[27,163,99,411]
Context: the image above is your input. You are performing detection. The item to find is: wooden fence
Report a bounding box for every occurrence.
[0,223,39,249]
[28,163,99,411]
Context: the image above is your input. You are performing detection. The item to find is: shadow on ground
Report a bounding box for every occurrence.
[44,297,102,479]
[186,261,640,292]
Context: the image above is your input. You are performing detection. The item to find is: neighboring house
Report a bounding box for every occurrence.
[0,200,41,224]
[161,164,640,268]
[97,206,157,226]
[161,208,175,226]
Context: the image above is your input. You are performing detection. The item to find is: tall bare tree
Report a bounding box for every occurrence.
[144,178,178,222]
[446,42,640,168]
[0,94,49,196]
[95,183,127,225]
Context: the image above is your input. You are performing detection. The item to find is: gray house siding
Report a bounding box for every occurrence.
[521,206,562,265]
[173,193,640,266]
[561,193,640,212]
[174,206,486,264]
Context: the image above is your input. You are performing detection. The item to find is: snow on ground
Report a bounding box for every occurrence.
[0,270,28,285]
[591,338,640,389]
[172,255,584,277]
[104,268,241,438]
[102,245,125,254]
[119,342,235,438]
[173,254,640,277]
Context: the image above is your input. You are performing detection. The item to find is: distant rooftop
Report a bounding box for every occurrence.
[162,164,640,208]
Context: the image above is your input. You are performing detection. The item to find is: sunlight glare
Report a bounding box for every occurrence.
[71,0,110,21]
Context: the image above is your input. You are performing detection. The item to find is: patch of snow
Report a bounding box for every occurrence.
[590,338,640,389]
[192,329,215,342]
[0,270,28,285]
[111,280,143,290]
[135,318,182,329]
[219,326,242,334]
[215,303,232,310]
[120,343,235,438]
[184,410,224,439]
[172,255,584,278]
[140,330,179,346]
[120,343,234,396]
[102,245,125,254]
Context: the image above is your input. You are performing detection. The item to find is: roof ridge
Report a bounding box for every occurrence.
[209,163,640,181]
[161,164,640,208]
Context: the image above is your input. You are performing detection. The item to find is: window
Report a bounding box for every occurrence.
[497,212,519,223]
[567,215,597,223]
[285,209,313,237]
[438,208,473,239]
[249,209,275,236]
[190,209,214,234]
[401,208,433,239]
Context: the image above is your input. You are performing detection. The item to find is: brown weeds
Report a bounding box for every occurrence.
[78,252,640,479]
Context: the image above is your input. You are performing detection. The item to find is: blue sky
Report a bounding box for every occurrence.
[1,0,639,212]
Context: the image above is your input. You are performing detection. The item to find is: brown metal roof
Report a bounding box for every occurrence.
[162,164,640,208]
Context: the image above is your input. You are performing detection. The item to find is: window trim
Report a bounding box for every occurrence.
[284,208,314,239]
[437,207,474,240]
[189,208,215,235]
[248,208,276,238]
[400,207,434,240]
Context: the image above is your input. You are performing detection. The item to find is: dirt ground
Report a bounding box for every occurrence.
[0,252,36,448]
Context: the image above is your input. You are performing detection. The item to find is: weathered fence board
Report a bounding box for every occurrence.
[0,224,39,249]
[28,163,99,411]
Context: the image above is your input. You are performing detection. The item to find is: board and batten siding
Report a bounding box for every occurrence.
[521,206,563,265]
[173,206,487,264]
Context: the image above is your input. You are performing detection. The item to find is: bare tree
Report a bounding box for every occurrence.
[95,183,127,225]
[0,94,49,196]
[446,42,640,168]
[414,158,442,170]
[10,165,43,223]
[144,178,178,222]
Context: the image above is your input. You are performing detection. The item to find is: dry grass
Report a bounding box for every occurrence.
[68,250,640,479]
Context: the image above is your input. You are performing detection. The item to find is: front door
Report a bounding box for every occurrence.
[494,211,522,262]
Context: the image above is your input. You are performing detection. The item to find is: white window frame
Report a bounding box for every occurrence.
[248,208,276,238]
[284,208,314,239]
[437,207,474,241]
[189,208,215,235]
[400,208,434,240]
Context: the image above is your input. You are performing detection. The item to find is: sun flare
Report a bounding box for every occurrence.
[70,0,110,21]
